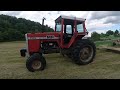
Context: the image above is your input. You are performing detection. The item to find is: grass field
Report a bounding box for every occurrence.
[95,41,113,47]
[0,41,120,79]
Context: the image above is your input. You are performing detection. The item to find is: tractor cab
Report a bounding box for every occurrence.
[55,15,88,47]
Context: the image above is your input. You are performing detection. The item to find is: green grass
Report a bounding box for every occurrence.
[95,41,113,47]
[96,35,120,47]
[0,41,120,79]
[101,35,120,40]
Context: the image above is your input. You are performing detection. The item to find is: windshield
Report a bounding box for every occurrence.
[66,25,72,34]
[77,24,84,33]
[56,23,62,32]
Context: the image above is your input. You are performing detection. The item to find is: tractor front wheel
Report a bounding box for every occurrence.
[26,53,46,72]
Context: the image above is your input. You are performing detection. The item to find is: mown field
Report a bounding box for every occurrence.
[0,41,120,79]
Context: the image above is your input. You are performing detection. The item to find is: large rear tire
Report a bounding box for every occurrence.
[72,39,96,65]
[66,53,72,58]
[26,53,46,72]
[60,48,65,57]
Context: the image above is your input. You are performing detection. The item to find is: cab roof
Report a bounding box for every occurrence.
[55,15,86,23]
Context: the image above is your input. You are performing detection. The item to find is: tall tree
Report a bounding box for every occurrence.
[114,29,119,36]
[106,30,114,36]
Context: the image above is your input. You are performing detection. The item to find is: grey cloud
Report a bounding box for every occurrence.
[0,11,22,16]
[57,11,60,14]
[87,27,97,32]
[104,16,120,24]
[90,11,120,20]
[7,11,22,16]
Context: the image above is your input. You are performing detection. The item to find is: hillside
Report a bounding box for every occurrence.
[0,14,54,42]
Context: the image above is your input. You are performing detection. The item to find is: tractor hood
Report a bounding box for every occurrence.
[27,32,61,40]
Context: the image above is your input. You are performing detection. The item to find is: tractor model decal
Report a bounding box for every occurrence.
[28,35,59,40]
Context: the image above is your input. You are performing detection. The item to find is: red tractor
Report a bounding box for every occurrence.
[20,15,96,72]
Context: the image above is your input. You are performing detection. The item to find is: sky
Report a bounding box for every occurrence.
[0,11,120,36]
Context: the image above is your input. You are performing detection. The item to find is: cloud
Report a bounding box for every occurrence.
[0,11,22,16]
[16,11,60,28]
[89,11,120,20]
[89,11,109,20]
[103,16,120,24]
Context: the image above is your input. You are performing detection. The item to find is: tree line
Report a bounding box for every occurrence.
[91,30,120,41]
[0,14,54,42]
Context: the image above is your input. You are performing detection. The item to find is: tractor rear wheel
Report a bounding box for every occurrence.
[60,48,65,57]
[26,53,46,72]
[72,39,96,65]
[66,53,72,58]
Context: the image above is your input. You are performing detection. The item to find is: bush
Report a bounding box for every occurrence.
[91,32,100,41]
